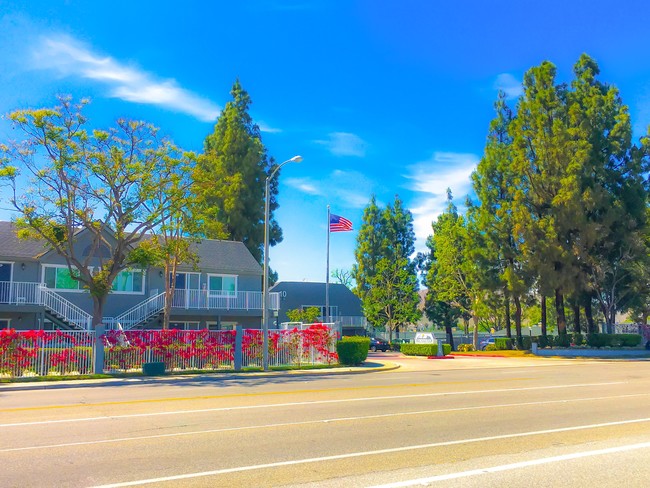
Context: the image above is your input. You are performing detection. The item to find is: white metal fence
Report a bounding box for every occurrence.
[1,324,339,378]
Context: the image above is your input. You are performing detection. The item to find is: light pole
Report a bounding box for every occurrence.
[262,155,303,371]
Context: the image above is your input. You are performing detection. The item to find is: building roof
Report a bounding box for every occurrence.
[190,239,262,275]
[0,221,49,259]
[270,281,363,315]
[0,221,262,275]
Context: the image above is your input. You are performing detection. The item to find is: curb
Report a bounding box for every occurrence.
[0,362,401,392]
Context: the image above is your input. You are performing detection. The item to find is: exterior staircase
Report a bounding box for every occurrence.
[39,285,93,330]
[109,291,166,330]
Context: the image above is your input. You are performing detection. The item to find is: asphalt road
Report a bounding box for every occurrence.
[1,353,650,487]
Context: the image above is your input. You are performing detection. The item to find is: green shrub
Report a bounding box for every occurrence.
[537,335,549,348]
[521,336,532,350]
[618,334,641,347]
[456,343,475,352]
[587,333,607,348]
[572,333,584,346]
[495,338,513,350]
[336,337,370,365]
[400,343,452,356]
[556,334,571,348]
[389,342,402,352]
[484,344,497,351]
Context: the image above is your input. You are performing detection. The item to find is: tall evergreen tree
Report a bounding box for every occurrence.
[353,195,383,301]
[470,92,530,346]
[193,80,281,266]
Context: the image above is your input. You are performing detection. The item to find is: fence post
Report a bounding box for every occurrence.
[93,325,105,374]
[234,325,243,371]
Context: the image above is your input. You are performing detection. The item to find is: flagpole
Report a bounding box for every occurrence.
[326,205,330,324]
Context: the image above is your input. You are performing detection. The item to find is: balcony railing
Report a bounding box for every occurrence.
[171,289,279,311]
[0,281,41,305]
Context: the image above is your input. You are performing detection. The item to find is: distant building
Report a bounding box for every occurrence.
[270,281,368,335]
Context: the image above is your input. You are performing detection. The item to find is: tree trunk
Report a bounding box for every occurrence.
[555,289,567,335]
[584,295,596,333]
[472,315,479,349]
[505,294,512,339]
[92,295,107,329]
[514,295,522,347]
[572,301,581,334]
[541,294,547,336]
[445,324,455,351]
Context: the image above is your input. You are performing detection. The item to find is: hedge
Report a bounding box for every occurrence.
[495,338,513,350]
[400,343,452,356]
[586,333,641,348]
[336,336,370,365]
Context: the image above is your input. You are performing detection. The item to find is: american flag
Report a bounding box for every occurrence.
[330,213,353,232]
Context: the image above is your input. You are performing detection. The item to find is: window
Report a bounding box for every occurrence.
[0,319,10,330]
[43,266,82,291]
[208,274,237,296]
[111,269,144,294]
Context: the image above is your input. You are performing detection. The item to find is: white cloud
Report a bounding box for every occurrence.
[31,35,220,122]
[494,73,523,100]
[284,177,320,195]
[285,169,374,208]
[258,121,282,133]
[405,152,480,251]
[315,132,367,157]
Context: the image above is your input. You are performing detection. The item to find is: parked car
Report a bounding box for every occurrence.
[369,337,390,352]
[479,337,496,350]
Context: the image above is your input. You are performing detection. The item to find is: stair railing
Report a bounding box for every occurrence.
[113,291,166,330]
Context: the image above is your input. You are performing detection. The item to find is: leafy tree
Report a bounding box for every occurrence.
[0,97,185,328]
[286,307,321,324]
[427,191,483,348]
[364,257,421,341]
[193,80,281,269]
[141,154,199,329]
[354,195,421,336]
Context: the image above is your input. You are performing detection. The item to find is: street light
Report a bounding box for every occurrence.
[262,155,303,371]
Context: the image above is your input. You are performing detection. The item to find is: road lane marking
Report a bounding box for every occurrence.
[0,378,535,413]
[0,381,625,428]
[369,441,650,487]
[89,417,650,487]
[2,393,648,452]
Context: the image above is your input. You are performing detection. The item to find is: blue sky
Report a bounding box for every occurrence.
[1,0,649,283]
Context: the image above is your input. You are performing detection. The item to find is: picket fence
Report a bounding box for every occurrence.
[0,325,338,378]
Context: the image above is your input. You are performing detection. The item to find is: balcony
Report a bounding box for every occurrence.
[171,289,279,311]
[0,281,41,305]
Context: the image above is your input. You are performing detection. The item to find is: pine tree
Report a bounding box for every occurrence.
[193,80,281,264]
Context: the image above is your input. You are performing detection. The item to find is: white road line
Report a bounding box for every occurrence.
[0,381,624,428]
[369,441,650,487]
[89,417,650,487]
[3,392,647,453]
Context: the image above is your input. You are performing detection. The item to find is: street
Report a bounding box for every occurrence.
[1,354,650,487]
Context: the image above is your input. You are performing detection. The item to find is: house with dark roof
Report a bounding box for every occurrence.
[270,281,368,335]
[0,221,277,330]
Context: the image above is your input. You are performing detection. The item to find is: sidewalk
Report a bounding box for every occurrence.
[0,360,401,392]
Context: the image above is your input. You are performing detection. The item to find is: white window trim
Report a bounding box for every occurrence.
[207,273,238,296]
[0,318,11,329]
[41,264,85,293]
[110,269,145,295]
